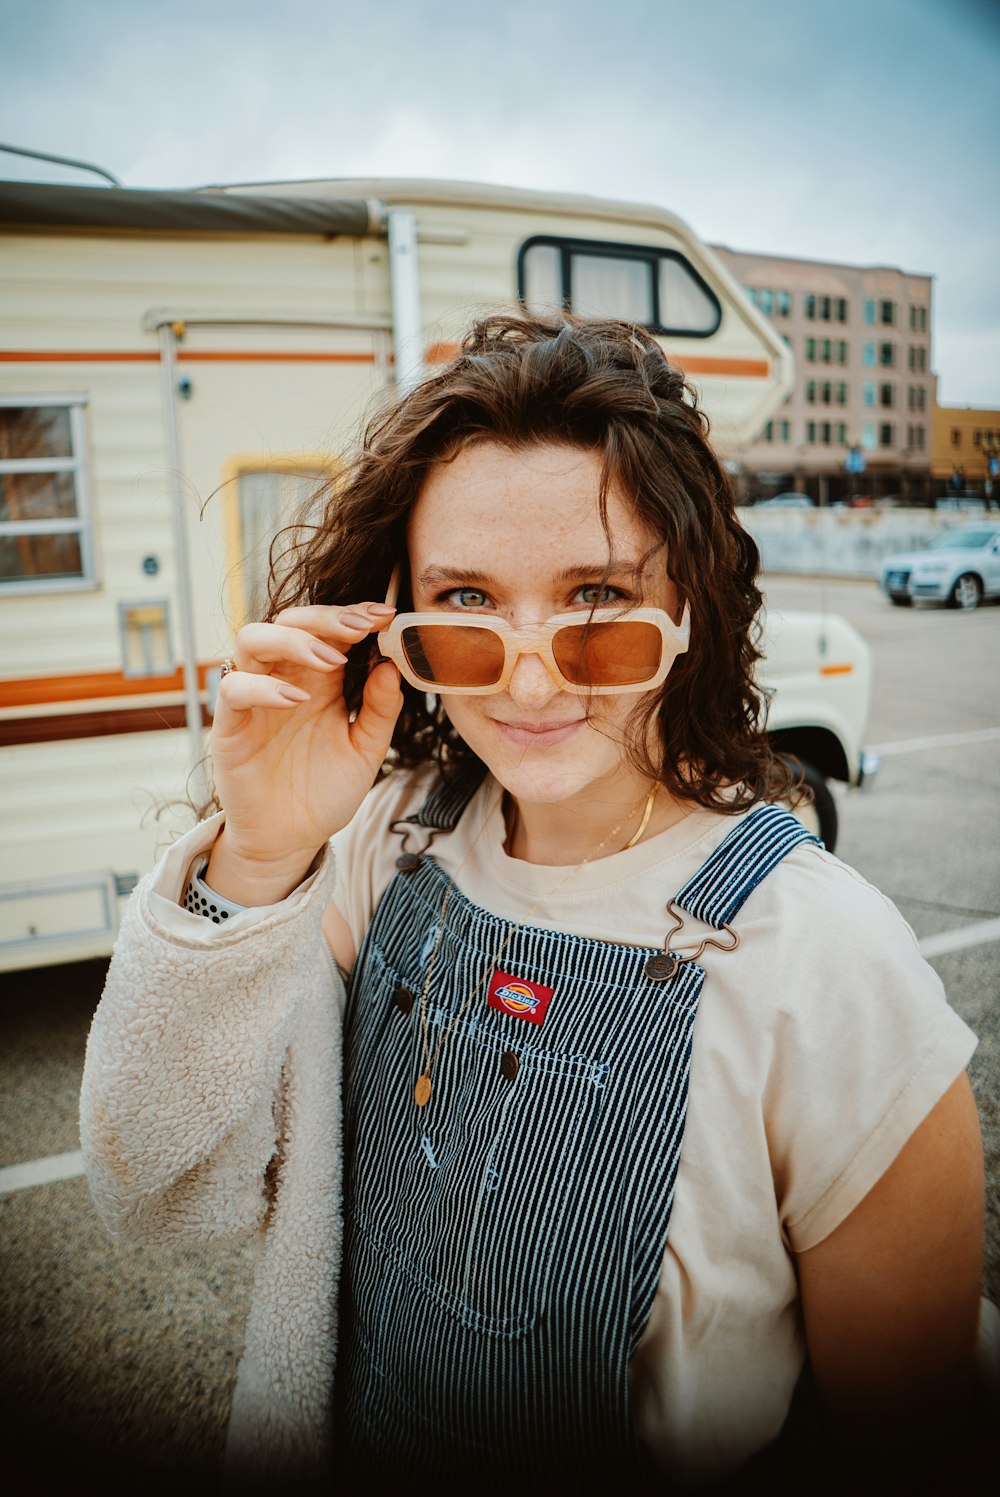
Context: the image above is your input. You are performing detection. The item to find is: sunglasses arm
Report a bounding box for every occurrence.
[384,563,402,609]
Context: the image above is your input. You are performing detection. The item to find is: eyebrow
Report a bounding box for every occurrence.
[417,559,646,592]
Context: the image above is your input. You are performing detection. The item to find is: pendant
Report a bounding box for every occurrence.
[414,1073,432,1107]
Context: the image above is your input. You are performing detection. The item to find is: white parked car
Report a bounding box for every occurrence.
[758,609,877,851]
[879,525,1000,609]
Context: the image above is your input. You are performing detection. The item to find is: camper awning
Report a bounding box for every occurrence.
[0,181,378,237]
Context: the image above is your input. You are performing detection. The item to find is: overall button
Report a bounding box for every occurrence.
[500,1051,519,1082]
[393,986,415,1015]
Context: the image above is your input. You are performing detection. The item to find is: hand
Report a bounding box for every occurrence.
[205,601,403,902]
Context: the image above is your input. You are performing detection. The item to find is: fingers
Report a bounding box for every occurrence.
[216,670,312,714]
[232,603,395,676]
[349,660,404,767]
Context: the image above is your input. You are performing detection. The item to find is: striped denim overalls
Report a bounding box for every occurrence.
[338,773,819,1488]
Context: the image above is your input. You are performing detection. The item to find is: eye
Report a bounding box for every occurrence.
[576,584,627,607]
[442,587,491,610]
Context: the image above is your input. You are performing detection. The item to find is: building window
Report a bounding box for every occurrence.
[907,345,927,372]
[914,425,925,450]
[821,421,832,444]
[779,420,790,442]
[0,398,93,591]
[836,423,847,444]
[863,341,876,367]
[863,380,875,407]
[973,430,982,447]
[805,295,816,320]
[879,423,895,447]
[837,297,848,322]
[879,383,895,408]
[807,421,816,444]
[805,337,816,362]
[879,342,896,367]
[763,421,774,440]
[908,306,927,332]
[820,381,832,404]
[836,382,848,405]
[837,340,848,364]
[864,299,876,324]
[776,291,791,316]
[950,428,961,447]
[862,421,876,450]
[880,300,896,325]
[519,236,722,335]
[806,380,816,404]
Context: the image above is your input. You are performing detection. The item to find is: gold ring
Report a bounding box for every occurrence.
[220,658,237,678]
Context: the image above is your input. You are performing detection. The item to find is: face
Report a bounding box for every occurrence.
[407,441,678,809]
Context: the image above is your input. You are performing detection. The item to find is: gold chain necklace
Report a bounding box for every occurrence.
[413,781,658,1108]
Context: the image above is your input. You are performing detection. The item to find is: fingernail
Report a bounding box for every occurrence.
[366,603,396,616]
[311,643,347,665]
[339,612,372,628]
[278,684,310,702]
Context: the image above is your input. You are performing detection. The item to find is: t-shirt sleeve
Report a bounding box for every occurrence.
[330,767,435,959]
[761,845,978,1253]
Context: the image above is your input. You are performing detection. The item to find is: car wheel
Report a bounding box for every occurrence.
[949,573,983,610]
[888,594,913,607]
[779,756,839,852]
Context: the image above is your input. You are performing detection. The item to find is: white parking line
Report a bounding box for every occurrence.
[0,1148,85,1196]
[868,726,1000,756]
[918,918,1000,960]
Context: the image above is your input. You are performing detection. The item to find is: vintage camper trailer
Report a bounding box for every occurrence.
[0,176,866,972]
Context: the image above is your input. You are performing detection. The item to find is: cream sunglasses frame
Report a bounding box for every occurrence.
[376,564,691,696]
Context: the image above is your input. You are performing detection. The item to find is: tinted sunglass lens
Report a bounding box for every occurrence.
[552,620,663,686]
[401,625,505,687]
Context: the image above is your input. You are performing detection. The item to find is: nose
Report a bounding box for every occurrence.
[505,646,561,707]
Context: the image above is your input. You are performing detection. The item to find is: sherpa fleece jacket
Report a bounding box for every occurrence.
[79,812,343,1480]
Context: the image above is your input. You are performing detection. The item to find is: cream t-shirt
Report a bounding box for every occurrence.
[330,767,977,1477]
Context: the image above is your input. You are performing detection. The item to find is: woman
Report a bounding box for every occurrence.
[81,316,985,1492]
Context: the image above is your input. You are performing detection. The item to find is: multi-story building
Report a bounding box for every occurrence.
[711,246,934,501]
[931,394,1000,492]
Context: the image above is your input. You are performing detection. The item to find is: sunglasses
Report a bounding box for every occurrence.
[377,565,690,696]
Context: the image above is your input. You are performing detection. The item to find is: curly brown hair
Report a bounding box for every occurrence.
[266,313,792,814]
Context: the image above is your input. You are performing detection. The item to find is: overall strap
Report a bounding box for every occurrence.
[675,802,821,929]
[390,763,489,874]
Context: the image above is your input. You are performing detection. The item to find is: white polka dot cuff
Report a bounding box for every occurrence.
[182,858,248,924]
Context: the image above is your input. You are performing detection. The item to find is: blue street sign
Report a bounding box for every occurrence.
[845,447,866,475]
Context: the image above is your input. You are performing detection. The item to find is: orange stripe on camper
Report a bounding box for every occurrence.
[0,663,219,709]
[0,350,768,375]
[673,355,770,378]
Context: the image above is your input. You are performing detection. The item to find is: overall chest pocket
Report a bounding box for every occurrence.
[345,941,610,1335]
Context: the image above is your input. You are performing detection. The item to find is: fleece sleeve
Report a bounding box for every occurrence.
[79,814,341,1248]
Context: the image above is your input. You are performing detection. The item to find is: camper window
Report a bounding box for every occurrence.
[230,464,328,628]
[518,236,721,338]
[0,396,93,591]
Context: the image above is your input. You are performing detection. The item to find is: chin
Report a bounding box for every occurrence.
[448,708,628,807]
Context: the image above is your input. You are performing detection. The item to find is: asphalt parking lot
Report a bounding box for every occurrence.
[0,572,997,1485]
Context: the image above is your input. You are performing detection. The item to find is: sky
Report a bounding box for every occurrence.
[2,0,998,405]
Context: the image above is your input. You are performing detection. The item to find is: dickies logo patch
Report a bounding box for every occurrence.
[487,969,554,1025]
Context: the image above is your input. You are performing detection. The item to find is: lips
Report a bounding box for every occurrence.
[491,718,586,747]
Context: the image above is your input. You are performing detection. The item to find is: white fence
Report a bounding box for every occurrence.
[739,506,991,577]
